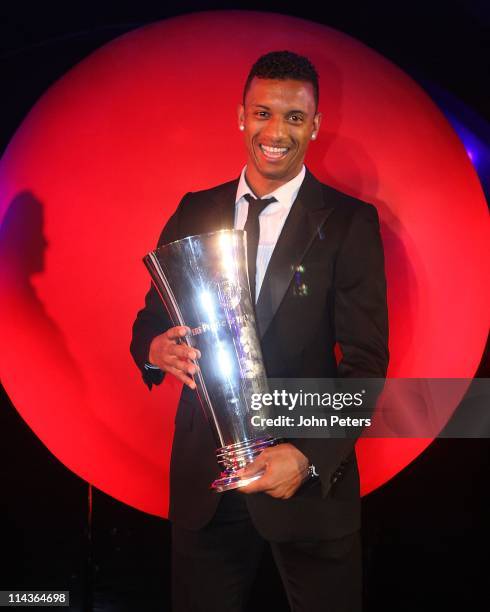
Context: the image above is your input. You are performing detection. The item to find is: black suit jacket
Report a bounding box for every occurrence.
[130,168,389,542]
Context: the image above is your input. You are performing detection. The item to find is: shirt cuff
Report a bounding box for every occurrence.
[143,362,164,386]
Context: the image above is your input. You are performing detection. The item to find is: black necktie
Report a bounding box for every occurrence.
[243,193,277,304]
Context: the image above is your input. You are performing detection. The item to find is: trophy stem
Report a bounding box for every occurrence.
[212,436,279,492]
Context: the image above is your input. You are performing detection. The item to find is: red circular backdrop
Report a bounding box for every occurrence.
[0,11,488,516]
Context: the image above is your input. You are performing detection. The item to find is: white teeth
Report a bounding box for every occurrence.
[260,144,288,157]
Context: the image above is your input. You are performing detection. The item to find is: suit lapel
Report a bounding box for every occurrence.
[255,169,335,339]
[212,179,237,230]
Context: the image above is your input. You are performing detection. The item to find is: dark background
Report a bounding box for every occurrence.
[1,1,489,610]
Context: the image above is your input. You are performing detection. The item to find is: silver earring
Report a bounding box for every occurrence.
[239,125,245,131]
[311,134,317,140]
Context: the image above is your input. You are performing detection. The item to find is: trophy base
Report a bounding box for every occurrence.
[212,436,280,492]
[211,470,265,492]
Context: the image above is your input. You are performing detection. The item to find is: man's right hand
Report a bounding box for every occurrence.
[148,326,200,390]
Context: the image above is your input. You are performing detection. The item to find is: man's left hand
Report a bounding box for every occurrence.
[237,443,309,499]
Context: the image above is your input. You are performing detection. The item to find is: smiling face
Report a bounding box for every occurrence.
[238,77,321,196]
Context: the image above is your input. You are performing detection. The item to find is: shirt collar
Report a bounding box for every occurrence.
[235,165,306,211]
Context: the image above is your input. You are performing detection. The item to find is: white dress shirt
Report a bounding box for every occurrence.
[234,165,306,301]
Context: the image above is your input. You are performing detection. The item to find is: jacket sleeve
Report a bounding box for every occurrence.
[293,203,389,496]
[129,193,192,389]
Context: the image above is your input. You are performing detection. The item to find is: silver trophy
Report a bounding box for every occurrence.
[144,229,278,492]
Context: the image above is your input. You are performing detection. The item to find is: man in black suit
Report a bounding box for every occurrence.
[131,51,388,612]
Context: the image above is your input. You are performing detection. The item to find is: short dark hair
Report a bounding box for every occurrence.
[243,50,319,109]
